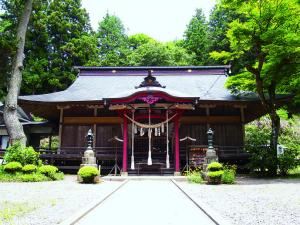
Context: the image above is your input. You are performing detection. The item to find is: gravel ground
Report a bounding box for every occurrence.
[0,175,122,225]
[178,176,300,225]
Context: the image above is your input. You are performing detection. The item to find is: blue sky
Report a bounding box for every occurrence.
[81,0,216,42]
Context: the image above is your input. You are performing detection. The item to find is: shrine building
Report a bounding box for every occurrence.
[18,66,289,175]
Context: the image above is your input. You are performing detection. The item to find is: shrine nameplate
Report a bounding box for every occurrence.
[189,146,207,167]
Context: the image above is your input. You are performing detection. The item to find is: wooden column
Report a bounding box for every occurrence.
[93,108,97,148]
[58,107,64,154]
[122,114,128,174]
[174,116,180,174]
[57,105,70,154]
[199,104,216,130]
[234,104,247,144]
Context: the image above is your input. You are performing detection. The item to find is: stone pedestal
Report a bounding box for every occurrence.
[203,147,218,171]
[174,171,181,176]
[121,171,128,176]
[80,147,97,168]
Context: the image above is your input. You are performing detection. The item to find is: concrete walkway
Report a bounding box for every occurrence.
[76,180,215,225]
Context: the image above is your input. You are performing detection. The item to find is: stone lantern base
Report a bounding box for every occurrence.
[203,147,218,171]
[80,147,97,168]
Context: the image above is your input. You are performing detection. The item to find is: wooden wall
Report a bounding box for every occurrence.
[180,123,243,146]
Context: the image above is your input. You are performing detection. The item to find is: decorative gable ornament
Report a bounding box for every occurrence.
[135,70,166,89]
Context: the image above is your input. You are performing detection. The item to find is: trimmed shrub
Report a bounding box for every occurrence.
[38,165,58,177]
[207,170,224,177]
[207,162,223,171]
[78,166,100,183]
[4,142,39,166]
[22,164,37,174]
[20,173,50,182]
[207,162,224,184]
[4,162,23,173]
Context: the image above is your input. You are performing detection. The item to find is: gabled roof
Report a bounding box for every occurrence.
[0,101,46,127]
[18,66,254,103]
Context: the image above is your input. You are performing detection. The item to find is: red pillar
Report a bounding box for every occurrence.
[175,117,180,173]
[122,115,128,173]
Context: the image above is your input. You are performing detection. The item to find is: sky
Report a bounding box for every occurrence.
[81,0,216,42]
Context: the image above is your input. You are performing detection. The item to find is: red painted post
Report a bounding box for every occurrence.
[122,114,128,173]
[175,117,180,173]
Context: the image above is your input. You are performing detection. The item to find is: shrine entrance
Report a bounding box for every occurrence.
[130,117,175,175]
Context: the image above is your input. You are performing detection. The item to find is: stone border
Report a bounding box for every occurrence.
[59,180,128,225]
[171,179,232,225]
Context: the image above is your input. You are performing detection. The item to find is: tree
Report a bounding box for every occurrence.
[208,3,245,73]
[4,0,32,145]
[211,0,300,175]
[184,9,210,65]
[96,13,129,66]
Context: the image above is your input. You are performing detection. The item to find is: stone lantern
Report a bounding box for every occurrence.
[204,128,218,169]
[80,129,97,168]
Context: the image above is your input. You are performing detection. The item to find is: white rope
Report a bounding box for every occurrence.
[166,110,170,168]
[125,113,177,129]
[131,111,135,170]
[148,108,152,165]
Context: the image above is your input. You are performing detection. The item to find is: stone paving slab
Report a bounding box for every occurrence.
[76,180,215,225]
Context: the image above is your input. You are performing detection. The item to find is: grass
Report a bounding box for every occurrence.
[0,201,40,224]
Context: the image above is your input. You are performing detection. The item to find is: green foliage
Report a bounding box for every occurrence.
[207,170,224,178]
[211,0,300,110]
[0,200,40,223]
[207,162,224,184]
[22,164,37,173]
[4,162,23,173]
[48,171,64,181]
[97,13,129,66]
[0,163,63,182]
[184,9,210,65]
[207,162,223,171]
[278,149,299,176]
[246,116,300,175]
[38,165,58,177]
[4,142,39,166]
[20,173,50,182]
[221,165,236,184]
[78,166,100,183]
[186,168,203,184]
[246,120,278,175]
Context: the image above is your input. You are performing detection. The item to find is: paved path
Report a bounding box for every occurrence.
[76,180,215,225]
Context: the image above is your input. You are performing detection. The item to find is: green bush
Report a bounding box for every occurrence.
[4,162,23,173]
[278,148,299,175]
[207,162,223,171]
[48,172,64,181]
[20,173,50,182]
[207,170,224,177]
[22,164,37,173]
[4,142,39,166]
[207,162,224,184]
[221,169,236,184]
[78,166,100,183]
[186,169,203,184]
[38,165,58,177]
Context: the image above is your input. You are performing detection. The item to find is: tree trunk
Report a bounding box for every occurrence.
[4,0,33,146]
[247,64,280,176]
